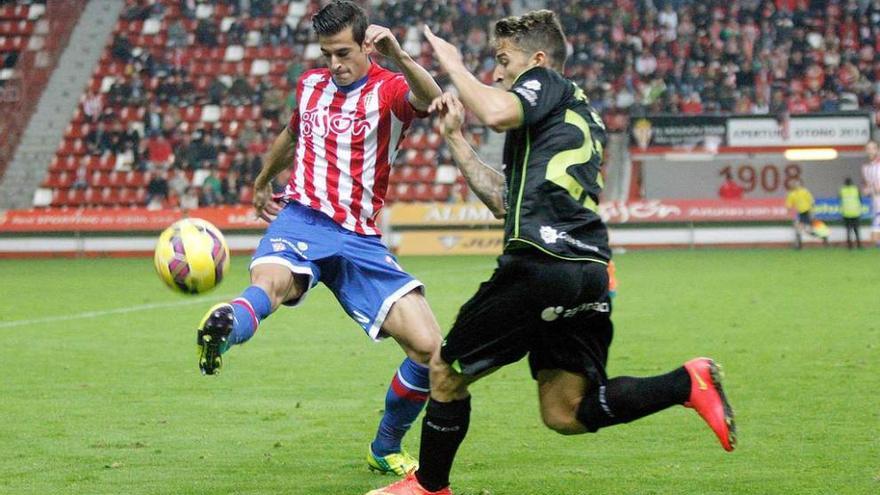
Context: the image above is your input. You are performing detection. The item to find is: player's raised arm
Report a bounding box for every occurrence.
[430,93,506,218]
[252,126,297,222]
[423,26,523,132]
[365,24,441,111]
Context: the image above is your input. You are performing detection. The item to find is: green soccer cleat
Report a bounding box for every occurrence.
[367,447,419,476]
[197,303,234,375]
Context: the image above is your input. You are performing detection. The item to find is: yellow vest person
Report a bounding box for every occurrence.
[840,178,863,249]
[839,183,861,219]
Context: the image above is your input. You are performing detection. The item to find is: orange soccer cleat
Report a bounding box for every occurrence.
[683,357,737,452]
[365,474,453,495]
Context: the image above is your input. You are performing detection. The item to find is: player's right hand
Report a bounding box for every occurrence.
[253,182,280,223]
[429,92,465,136]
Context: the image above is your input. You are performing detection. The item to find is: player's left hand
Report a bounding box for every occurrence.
[422,25,464,71]
[429,92,465,136]
[365,24,405,60]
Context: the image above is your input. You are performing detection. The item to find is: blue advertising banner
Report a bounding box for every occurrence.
[812,198,872,221]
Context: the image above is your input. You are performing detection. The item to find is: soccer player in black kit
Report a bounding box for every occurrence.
[368,10,736,495]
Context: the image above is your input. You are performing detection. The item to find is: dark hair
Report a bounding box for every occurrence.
[844,177,853,185]
[494,10,568,70]
[312,1,368,45]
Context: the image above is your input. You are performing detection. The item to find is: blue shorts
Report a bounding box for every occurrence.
[251,201,423,340]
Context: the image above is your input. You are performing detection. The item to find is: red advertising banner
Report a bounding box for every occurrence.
[0,206,266,233]
[599,198,790,224]
[0,198,792,234]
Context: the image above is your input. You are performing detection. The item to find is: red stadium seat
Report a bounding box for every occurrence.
[431,184,452,202]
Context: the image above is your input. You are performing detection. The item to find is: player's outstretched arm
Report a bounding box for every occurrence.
[253,127,297,222]
[431,93,506,218]
[423,26,522,132]
[366,24,441,111]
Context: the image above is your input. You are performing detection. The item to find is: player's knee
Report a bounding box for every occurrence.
[408,332,442,366]
[250,268,303,308]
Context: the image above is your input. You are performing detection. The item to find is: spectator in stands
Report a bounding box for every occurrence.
[146,172,169,206]
[82,92,102,123]
[239,120,258,145]
[107,79,132,107]
[85,122,113,156]
[173,133,197,170]
[202,168,222,199]
[261,86,285,122]
[719,176,744,200]
[195,19,219,46]
[115,142,137,172]
[145,134,174,170]
[161,106,180,135]
[180,186,199,211]
[208,77,227,105]
[200,181,221,207]
[168,168,190,199]
[221,170,244,205]
[143,103,162,137]
[250,0,272,17]
[72,161,88,190]
[167,19,188,48]
[189,130,218,164]
[228,76,255,105]
[110,34,132,62]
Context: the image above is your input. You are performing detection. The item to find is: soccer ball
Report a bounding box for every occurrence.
[154,218,230,294]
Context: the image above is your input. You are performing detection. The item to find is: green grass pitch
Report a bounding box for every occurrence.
[0,249,878,494]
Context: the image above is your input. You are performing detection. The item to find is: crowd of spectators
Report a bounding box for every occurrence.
[66,0,880,209]
[547,0,880,121]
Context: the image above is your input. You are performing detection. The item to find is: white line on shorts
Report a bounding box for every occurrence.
[0,294,236,329]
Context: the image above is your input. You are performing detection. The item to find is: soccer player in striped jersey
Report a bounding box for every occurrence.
[862,141,880,246]
[195,1,443,476]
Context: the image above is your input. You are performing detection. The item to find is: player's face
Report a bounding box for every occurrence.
[866,142,878,160]
[319,26,371,87]
[493,38,537,90]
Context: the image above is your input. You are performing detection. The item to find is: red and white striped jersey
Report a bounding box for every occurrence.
[863,158,880,196]
[285,64,423,236]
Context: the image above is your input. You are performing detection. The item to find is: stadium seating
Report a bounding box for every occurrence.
[43,0,880,210]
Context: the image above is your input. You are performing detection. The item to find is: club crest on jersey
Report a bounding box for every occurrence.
[301,107,373,139]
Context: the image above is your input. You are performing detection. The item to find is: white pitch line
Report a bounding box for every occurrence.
[0,294,236,329]
[0,258,495,330]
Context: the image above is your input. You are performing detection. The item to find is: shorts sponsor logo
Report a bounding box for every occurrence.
[351,310,370,327]
[541,301,610,322]
[539,226,600,253]
[385,255,403,271]
[270,238,308,258]
[540,226,561,244]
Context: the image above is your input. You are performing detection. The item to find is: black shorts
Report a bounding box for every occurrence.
[439,250,613,383]
[798,211,812,225]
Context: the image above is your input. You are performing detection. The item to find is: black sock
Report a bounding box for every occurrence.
[415,396,471,492]
[576,367,690,432]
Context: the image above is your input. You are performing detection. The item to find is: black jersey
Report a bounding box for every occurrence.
[501,66,610,262]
